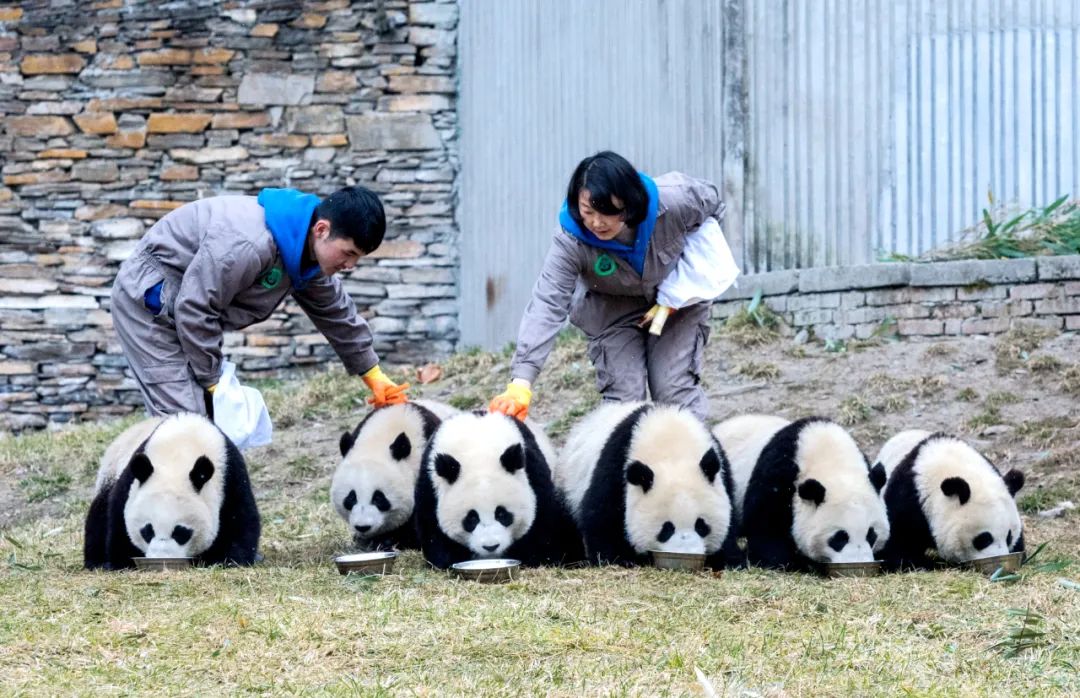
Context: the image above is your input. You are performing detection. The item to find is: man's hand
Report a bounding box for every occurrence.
[362,365,410,407]
[489,380,532,421]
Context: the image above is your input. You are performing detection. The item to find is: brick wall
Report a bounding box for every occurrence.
[0,0,459,431]
[713,256,1080,340]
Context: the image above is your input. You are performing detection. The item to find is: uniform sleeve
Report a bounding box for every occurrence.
[510,231,582,384]
[292,275,379,376]
[174,237,263,387]
[667,173,725,231]
[656,217,741,309]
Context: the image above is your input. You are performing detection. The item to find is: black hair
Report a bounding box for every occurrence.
[313,185,386,254]
[565,151,649,229]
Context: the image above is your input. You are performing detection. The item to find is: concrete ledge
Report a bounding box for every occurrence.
[798,263,910,293]
[1037,254,1080,280]
[908,258,1037,286]
[717,270,799,300]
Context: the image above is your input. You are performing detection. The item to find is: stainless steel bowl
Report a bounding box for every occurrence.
[822,561,882,578]
[132,556,193,571]
[451,558,521,583]
[334,551,398,576]
[649,550,707,571]
[965,551,1023,576]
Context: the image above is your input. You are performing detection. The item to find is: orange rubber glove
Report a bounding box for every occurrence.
[489,381,532,421]
[362,365,410,407]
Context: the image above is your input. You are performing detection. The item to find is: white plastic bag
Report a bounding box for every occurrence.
[212,360,273,450]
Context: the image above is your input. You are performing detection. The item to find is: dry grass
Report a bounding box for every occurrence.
[837,395,873,426]
[719,303,783,348]
[1063,366,1080,395]
[994,327,1059,374]
[734,361,781,381]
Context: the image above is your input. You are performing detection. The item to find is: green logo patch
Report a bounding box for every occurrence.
[259,266,283,289]
[594,253,616,277]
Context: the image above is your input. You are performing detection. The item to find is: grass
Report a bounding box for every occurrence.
[733,361,781,381]
[994,326,1059,374]
[719,290,783,347]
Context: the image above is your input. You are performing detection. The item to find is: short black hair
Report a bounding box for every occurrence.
[314,185,386,253]
[565,151,649,229]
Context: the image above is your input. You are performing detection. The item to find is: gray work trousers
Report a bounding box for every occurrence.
[110,284,210,417]
[584,301,711,421]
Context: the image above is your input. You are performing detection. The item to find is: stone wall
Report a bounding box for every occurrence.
[0,0,459,431]
[713,256,1080,340]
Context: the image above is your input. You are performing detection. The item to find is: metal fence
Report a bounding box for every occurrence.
[458,0,1080,348]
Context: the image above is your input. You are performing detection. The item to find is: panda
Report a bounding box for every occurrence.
[874,430,1025,570]
[413,411,584,569]
[84,413,260,570]
[331,400,457,550]
[558,401,737,567]
[713,415,888,571]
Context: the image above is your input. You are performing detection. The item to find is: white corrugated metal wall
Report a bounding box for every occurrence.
[458,0,1080,349]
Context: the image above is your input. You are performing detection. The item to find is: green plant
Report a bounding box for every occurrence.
[720,290,782,347]
[992,608,1048,658]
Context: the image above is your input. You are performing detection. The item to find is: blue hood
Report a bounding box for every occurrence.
[257,188,322,290]
[558,172,659,276]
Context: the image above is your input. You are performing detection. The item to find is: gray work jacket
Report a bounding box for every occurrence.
[510,172,724,383]
[112,195,378,387]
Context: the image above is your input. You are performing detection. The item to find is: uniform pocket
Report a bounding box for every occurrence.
[586,342,616,394]
[690,321,711,384]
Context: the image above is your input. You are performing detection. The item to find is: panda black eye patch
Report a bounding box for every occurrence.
[140,523,155,543]
[695,518,711,538]
[371,490,392,512]
[827,530,849,552]
[494,506,514,527]
[389,433,411,461]
[972,532,994,551]
[172,525,193,545]
[657,521,675,543]
[866,527,878,546]
[343,490,357,511]
[463,509,480,532]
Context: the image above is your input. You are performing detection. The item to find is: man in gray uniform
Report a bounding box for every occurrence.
[110,185,409,417]
[490,151,738,422]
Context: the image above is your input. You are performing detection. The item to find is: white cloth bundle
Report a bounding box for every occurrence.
[212,360,273,450]
[656,216,741,309]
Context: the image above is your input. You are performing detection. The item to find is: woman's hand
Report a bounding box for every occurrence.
[638,304,674,335]
[489,380,532,420]
[362,365,410,407]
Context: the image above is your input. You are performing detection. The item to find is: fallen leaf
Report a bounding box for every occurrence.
[417,364,443,384]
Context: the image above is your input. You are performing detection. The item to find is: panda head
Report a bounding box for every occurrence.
[123,414,229,558]
[622,407,732,556]
[916,436,1025,562]
[790,421,890,564]
[426,412,537,558]
[331,404,431,542]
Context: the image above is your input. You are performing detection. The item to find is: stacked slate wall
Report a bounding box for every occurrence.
[0,0,459,431]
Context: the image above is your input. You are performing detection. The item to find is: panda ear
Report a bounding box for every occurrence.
[500,443,525,473]
[869,462,887,493]
[626,460,654,493]
[339,431,355,457]
[189,456,214,492]
[1003,469,1025,497]
[130,453,153,484]
[941,476,971,505]
[797,479,826,506]
[699,448,721,483]
[390,433,411,461]
[434,453,460,484]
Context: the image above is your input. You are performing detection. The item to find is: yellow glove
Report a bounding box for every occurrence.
[638,304,674,336]
[489,381,532,421]
[206,384,217,394]
[362,365,410,407]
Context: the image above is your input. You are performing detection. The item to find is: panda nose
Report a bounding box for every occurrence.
[483,544,499,552]
[354,525,371,534]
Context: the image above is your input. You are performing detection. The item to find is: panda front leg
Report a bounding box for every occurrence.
[746,534,801,570]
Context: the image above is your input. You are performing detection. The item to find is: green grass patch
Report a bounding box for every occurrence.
[966,406,1004,432]
[719,290,783,347]
[957,387,979,402]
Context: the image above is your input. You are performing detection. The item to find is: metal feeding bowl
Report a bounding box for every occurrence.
[649,550,707,572]
[965,551,1023,576]
[132,557,193,571]
[822,561,882,578]
[451,558,521,583]
[334,551,398,576]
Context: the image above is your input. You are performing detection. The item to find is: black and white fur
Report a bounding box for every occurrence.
[713,415,889,571]
[559,402,737,566]
[875,430,1025,570]
[414,411,583,569]
[84,414,260,570]
[332,400,456,550]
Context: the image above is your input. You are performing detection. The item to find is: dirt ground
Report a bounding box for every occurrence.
[2,325,1078,531]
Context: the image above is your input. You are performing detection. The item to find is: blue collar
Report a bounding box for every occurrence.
[558,172,658,275]
[257,188,323,290]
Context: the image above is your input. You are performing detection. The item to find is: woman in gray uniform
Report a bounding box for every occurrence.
[488,151,739,421]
